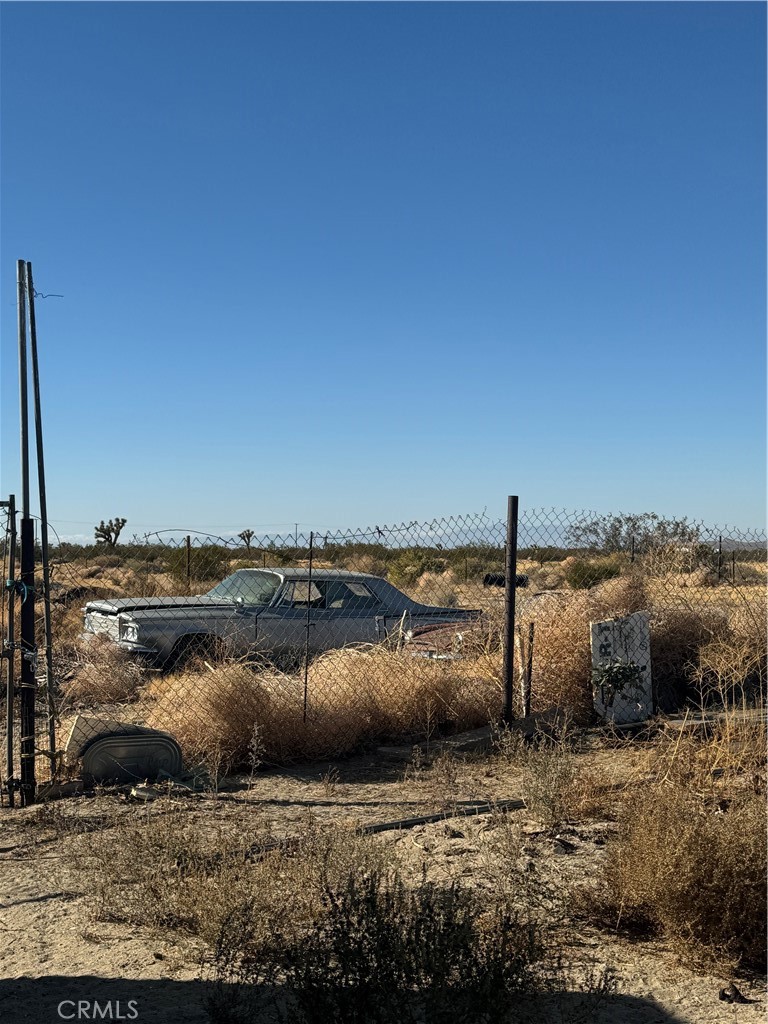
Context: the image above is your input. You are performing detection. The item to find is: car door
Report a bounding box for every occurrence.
[257,579,383,657]
[256,580,326,657]
[310,580,382,650]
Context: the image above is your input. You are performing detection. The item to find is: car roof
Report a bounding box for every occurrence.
[240,567,380,582]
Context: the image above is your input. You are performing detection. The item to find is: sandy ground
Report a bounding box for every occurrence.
[1,740,765,1024]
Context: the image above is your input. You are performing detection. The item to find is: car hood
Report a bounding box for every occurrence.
[84,596,231,615]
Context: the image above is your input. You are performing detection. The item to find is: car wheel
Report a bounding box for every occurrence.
[165,634,224,672]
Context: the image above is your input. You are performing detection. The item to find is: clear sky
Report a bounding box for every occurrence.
[1,2,765,541]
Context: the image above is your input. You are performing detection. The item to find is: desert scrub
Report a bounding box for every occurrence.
[593,786,766,969]
[576,713,768,968]
[165,544,229,586]
[206,866,555,1024]
[60,633,144,705]
[146,649,500,769]
[562,557,623,590]
[85,807,391,949]
[495,729,580,831]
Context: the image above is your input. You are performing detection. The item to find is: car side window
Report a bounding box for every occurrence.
[325,581,379,610]
[278,581,326,609]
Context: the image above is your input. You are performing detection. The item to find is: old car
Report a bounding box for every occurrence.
[82,568,479,669]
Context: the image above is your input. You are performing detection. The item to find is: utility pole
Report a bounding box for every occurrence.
[27,262,56,763]
[17,259,36,804]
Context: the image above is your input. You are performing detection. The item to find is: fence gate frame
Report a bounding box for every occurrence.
[2,494,18,806]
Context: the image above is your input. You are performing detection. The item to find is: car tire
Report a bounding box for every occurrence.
[165,634,224,672]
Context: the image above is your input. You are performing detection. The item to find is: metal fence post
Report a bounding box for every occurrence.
[185,535,191,593]
[524,620,534,718]
[303,531,314,723]
[4,495,16,807]
[502,495,519,725]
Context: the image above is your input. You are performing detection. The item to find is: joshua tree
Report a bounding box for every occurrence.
[95,517,127,548]
[238,528,255,553]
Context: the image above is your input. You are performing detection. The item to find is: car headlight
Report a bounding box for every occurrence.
[119,619,139,643]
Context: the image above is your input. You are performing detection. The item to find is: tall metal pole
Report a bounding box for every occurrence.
[303,531,314,723]
[18,261,29,515]
[26,263,56,767]
[5,495,17,807]
[502,495,519,724]
[17,260,36,804]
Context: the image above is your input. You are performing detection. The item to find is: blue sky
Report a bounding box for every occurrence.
[1,2,765,540]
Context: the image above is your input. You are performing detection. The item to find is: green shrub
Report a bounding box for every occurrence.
[165,545,229,585]
[208,868,545,1024]
[563,558,622,590]
[388,551,446,588]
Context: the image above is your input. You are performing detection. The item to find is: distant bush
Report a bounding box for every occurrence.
[91,553,123,569]
[125,557,165,575]
[165,546,229,585]
[388,550,447,588]
[518,546,574,564]
[563,558,623,590]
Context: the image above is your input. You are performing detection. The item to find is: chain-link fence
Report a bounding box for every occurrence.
[2,505,766,796]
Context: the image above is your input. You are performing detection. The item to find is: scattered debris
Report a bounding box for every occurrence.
[35,779,85,801]
[718,982,754,1004]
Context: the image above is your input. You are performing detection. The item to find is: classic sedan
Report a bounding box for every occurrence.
[82,568,479,669]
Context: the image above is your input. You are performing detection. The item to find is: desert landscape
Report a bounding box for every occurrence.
[1,519,765,1023]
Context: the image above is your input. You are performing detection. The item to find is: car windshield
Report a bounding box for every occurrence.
[206,570,282,606]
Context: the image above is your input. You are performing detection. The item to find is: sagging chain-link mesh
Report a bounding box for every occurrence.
[2,507,766,787]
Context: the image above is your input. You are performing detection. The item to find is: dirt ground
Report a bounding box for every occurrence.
[1,735,765,1024]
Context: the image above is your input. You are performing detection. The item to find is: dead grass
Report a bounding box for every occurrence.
[598,786,766,969]
[60,634,145,705]
[649,607,731,710]
[521,575,649,722]
[86,806,391,949]
[577,710,767,969]
[44,551,766,777]
[142,570,760,772]
[75,803,611,1024]
[145,647,501,769]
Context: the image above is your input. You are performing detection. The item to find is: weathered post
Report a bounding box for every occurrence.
[502,496,519,725]
[524,620,535,718]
